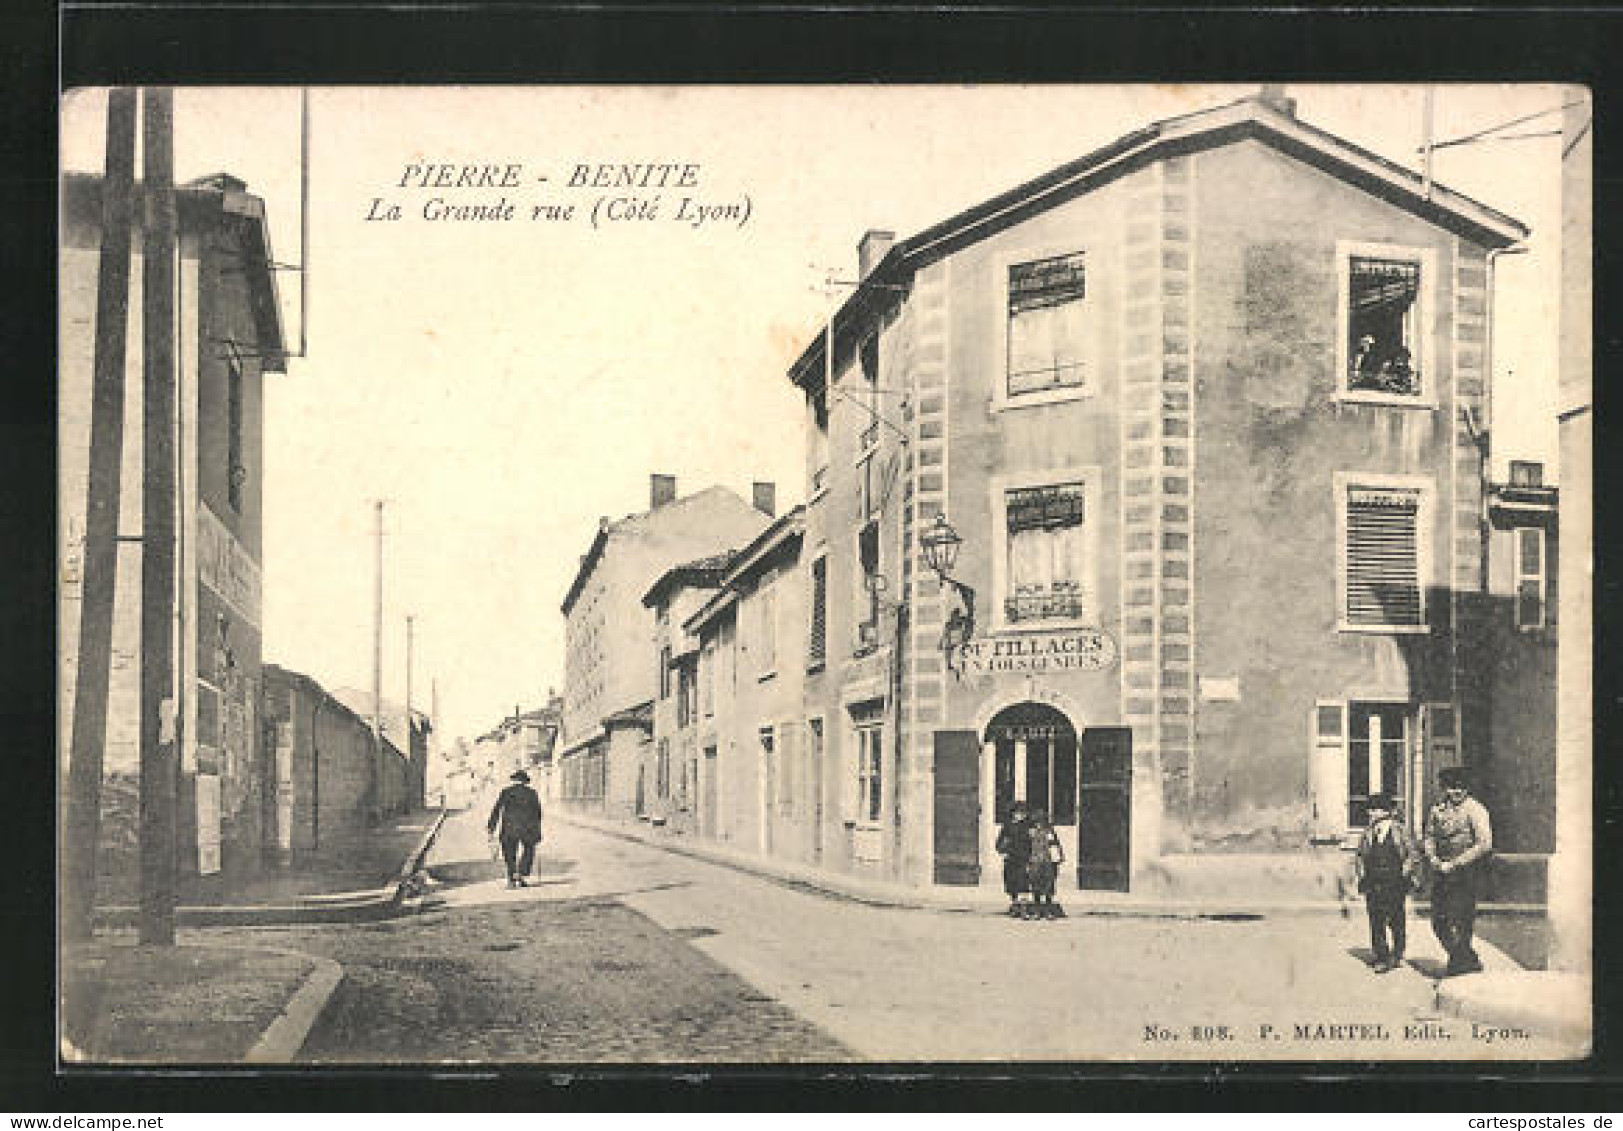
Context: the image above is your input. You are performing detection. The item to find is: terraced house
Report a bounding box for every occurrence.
[768,89,1536,898]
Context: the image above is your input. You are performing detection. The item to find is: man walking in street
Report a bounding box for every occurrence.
[488,769,543,888]
[1423,765,1493,976]
[1355,792,1416,973]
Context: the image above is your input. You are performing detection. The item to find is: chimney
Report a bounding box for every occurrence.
[1257,84,1297,118]
[650,474,677,509]
[857,229,895,280]
[1510,460,1544,488]
[752,481,777,517]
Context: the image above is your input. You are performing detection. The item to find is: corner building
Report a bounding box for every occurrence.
[785,93,1527,897]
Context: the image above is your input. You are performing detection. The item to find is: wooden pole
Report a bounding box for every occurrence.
[371,498,385,822]
[138,87,179,946]
[63,88,138,943]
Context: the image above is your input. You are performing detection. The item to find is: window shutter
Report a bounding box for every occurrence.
[1345,487,1422,626]
[1516,528,1545,629]
[808,557,827,668]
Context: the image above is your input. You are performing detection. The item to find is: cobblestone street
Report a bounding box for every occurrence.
[194,807,1577,1064]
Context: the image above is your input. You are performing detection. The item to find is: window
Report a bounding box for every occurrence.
[658,644,671,699]
[1337,243,1434,404]
[1004,482,1087,624]
[1515,527,1547,630]
[810,390,830,499]
[227,355,246,512]
[854,718,883,825]
[1346,256,1421,396]
[702,640,715,716]
[757,582,777,675]
[1342,483,1426,630]
[656,737,670,800]
[677,664,696,728]
[855,521,880,652]
[808,556,827,670]
[1007,252,1087,397]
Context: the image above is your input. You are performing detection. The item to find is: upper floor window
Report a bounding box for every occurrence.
[807,555,827,671]
[658,644,671,699]
[1341,481,1428,632]
[855,521,881,653]
[227,355,246,512]
[1007,252,1088,398]
[1516,527,1554,631]
[1002,481,1088,626]
[757,582,778,675]
[1336,242,1435,406]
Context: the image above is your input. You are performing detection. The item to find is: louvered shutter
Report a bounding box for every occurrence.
[808,557,827,668]
[1345,487,1422,626]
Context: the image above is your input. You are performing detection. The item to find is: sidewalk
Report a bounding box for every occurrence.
[94,808,446,927]
[63,808,446,1065]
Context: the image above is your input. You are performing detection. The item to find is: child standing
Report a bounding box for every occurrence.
[1355,792,1416,973]
[1025,809,1066,920]
[995,801,1032,917]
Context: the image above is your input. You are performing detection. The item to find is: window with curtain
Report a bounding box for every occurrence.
[1008,252,1088,397]
[1004,482,1087,623]
[1346,255,1422,397]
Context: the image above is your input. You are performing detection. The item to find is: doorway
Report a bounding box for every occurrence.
[980,702,1079,885]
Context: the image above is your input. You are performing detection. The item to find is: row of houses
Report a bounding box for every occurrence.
[554,90,1560,903]
[59,167,428,907]
[436,697,563,809]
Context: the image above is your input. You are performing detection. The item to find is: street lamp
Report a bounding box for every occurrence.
[920,513,977,670]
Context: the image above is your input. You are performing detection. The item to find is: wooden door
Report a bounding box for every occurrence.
[933,730,981,885]
[1077,727,1132,891]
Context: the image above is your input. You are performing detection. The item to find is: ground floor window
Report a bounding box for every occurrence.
[1312,699,1455,835]
[853,715,883,825]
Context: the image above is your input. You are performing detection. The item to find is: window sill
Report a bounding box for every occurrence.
[992,615,1093,635]
[992,386,1091,413]
[1334,390,1436,410]
[1337,622,1430,635]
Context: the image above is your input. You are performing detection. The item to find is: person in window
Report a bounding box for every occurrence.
[995,801,1032,918]
[1377,345,1415,395]
[1354,792,1416,973]
[1423,766,1494,976]
[1350,333,1380,389]
[1026,809,1066,920]
[488,769,544,888]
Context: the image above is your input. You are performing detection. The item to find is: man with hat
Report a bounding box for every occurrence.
[1423,766,1494,975]
[1354,792,1417,973]
[488,769,544,888]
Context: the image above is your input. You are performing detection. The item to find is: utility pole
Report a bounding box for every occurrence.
[371,498,385,823]
[139,87,179,946]
[63,88,138,943]
[405,613,415,726]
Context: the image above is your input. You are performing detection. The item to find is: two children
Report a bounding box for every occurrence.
[996,803,1066,920]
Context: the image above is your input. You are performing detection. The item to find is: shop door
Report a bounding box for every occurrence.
[1077,727,1132,891]
[933,730,981,885]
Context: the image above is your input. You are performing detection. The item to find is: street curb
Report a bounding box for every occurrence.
[94,810,452,930]
[557,811,1545,923]
[243,955,344,1064]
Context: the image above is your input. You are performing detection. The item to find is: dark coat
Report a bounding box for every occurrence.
[489,782,543,841]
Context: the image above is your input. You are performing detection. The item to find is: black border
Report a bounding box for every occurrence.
[7,0,1621,1111]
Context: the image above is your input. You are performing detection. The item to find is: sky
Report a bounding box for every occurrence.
[59,83,1573,747]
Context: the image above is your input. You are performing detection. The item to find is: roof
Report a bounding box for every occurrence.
[787,93,1529,390]
[602,700,655,732]
[62,171,287,373]
[684,507,805,637]
[641,550,738,610]
[560,485,758,615]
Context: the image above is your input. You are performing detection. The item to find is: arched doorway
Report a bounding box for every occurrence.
[980,702,1079,886]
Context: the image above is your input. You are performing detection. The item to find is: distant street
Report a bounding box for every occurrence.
[202,807,1572,1063]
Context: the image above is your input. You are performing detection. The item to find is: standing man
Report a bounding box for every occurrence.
[1424,766,1494,976]
[488,769,543,888]
[1355,793,1417,973]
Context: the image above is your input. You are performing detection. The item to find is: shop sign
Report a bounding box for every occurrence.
[954,628,1117,677]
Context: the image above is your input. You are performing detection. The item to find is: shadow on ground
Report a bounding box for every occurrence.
[428,857,578,891]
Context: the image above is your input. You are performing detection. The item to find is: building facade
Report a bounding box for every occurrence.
[558,479,774,818]
[60,170,286,899]
[772,91,1530,897]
